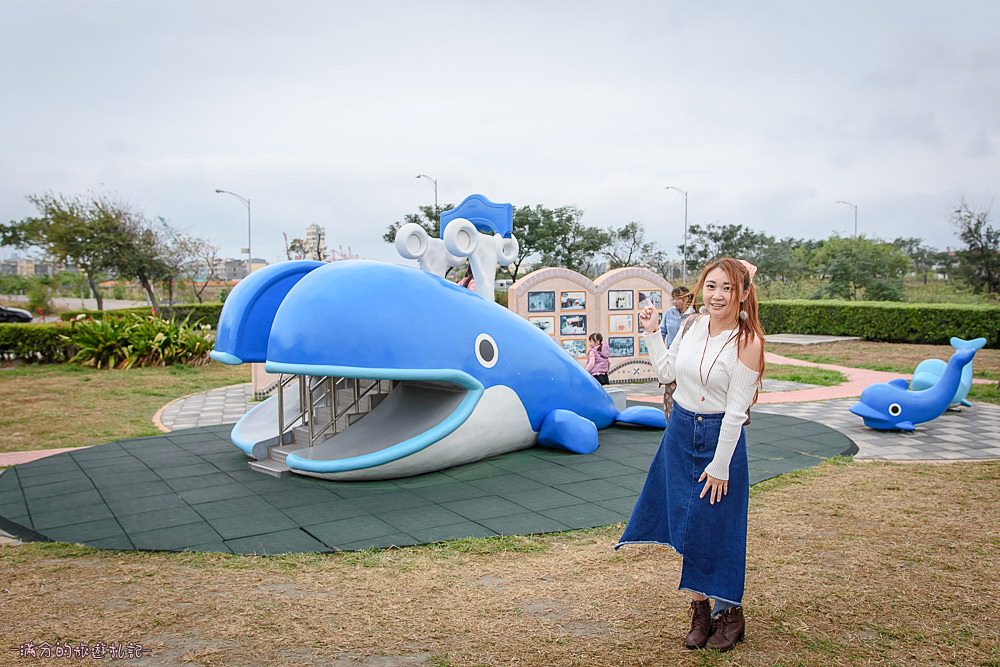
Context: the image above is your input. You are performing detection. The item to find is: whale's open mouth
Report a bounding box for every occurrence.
[263,362,484,474]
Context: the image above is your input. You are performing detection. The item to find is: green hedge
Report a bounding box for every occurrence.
[759,300,1000,348]
[60,302,224,328]
[0,323,75,363]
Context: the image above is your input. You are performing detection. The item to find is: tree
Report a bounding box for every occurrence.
[1,192,120,310]
[382,205,446,245]
[892,237,936,284]
[530,206,609,275]
[92,197,170,312]
[602,221,661,270]
[681,223,770,276]
[811,236,910,301]
[952,199,1000,295]
[161,223,221,303]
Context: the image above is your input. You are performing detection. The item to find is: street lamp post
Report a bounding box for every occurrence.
[416,174,438,219]
[215,189,252,274]
[835,200,858,238]
[665,186,689,284]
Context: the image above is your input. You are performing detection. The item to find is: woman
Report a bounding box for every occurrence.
[616,258,765,653]
[659,285,695,347]
[585,332,610,385]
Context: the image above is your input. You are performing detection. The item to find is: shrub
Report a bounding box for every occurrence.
[26,282,53,315]
[0,323,75,363]
[66,313,214,369]
[759,300,1000,348]
[60,302,224,328]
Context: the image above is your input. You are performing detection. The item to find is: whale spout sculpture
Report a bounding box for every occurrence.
[211,260,665,480]
[849,346,978,431]
[909,337,987,408]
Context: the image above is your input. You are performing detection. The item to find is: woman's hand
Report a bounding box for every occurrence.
[638,305,659,333]
[698,471,728,505]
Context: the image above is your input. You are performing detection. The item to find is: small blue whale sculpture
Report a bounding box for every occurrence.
[211,260,665,479]
[849,346,978,431]
[909,337,987,408]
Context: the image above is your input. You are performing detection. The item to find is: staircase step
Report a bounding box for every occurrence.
[268,446,309,463]
[249,460,291,478]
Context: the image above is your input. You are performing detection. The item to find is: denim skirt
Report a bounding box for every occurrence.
[615,402,749,605]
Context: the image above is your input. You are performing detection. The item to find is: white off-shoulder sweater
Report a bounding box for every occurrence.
[642,316,761,480]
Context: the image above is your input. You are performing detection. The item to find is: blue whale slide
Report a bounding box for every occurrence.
[211,260,665,480]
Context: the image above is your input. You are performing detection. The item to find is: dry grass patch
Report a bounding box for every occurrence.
[0,363,248,453]
[1,460,997,666]
[768,340,1000,380]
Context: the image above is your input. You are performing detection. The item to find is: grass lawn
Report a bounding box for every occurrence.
[764,364,847,386]
[1,459,996,665]
[768,340,1000,380]
[0,362,248,454]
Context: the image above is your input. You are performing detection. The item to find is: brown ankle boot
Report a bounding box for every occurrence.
[706,605,745,652]
[684,599,713,649]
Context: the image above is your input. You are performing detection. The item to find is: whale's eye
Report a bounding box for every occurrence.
[475,333,498,368]
[888,403,902,417]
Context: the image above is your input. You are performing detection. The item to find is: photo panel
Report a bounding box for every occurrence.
[559,314,587,336]
[529,316,555,336]
[637,312,661,332]
[608,289,634,311]
[560,291,586,311]
[609,314,634,334]
[561,338,587,358]
[638,337,649,356]
[608,336,635,358]
[638,290,663,309]
[527,291,555,313]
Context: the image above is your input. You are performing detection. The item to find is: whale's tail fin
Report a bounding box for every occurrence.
[950,336,987,352]
[616,406,667,429]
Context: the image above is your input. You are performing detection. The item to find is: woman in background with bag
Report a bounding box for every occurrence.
[616,258,766,653]
[660,285,695,417]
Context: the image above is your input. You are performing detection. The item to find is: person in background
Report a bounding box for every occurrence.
[585,332,610,385]
[660,286,695,348]
[456,261,477,292]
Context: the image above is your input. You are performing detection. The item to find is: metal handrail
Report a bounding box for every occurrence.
[274,375,397,450]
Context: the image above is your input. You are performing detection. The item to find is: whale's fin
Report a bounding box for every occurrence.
[616,406,667,429]
[888,378,911,390]
[950,336,987,352]
[211,260,325,364]
[895,420,916,431]
[961,398,973,408]
[538,409,598,454]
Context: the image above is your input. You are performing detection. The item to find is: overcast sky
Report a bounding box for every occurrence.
[2,1,998,265]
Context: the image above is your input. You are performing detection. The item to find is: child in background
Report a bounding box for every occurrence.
[586,333,610,385]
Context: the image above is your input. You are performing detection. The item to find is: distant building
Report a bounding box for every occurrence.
[304,224,327,261]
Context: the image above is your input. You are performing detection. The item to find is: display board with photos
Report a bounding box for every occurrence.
[638,337,649,356]
[559,314,587,336]
[561,338,587,358]
[608,336,635,357]
[609,314,633,333]
[608,289,633,311]
[527,291,556,313]
[638,289,662,309]
[529,316,555,336]
[560,291,586,310]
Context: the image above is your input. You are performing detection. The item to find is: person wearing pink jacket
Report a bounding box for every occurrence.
[585,333,611,385]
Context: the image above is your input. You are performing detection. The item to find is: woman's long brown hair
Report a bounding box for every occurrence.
[690,257,767,402]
